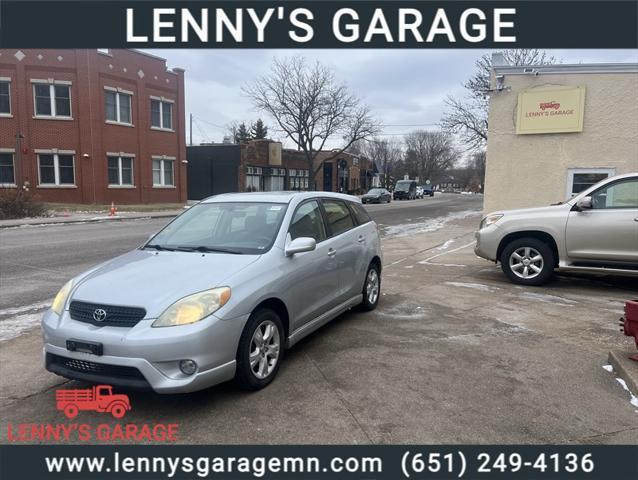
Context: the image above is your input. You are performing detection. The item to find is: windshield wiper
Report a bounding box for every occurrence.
[144,244,175,251]
[174,245,243,254]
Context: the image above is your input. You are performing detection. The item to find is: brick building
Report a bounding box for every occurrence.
[187,139,376,200]
[0,49,186,204]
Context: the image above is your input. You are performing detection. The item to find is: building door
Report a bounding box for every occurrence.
[323,163,333,192]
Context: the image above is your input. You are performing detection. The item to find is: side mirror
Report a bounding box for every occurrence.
[285,237,316,257]
[576,196,593,210]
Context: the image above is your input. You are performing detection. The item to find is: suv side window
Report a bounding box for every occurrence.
[289,200,327,242]
[322,199,355,237]
[591,179,638,209]
[349,202,372,225]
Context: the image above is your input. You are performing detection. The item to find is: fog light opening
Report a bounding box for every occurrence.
[179,359,197,376]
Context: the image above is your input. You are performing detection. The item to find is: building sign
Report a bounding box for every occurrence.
[268,142,282,166]
[516,86,586,134]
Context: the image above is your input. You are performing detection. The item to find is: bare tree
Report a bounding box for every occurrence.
[363,138,403,188]
[401,130,458,183]
[244,57,380,190]
[441,49,559,151]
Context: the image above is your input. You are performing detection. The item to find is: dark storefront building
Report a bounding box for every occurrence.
[187,139,375,200]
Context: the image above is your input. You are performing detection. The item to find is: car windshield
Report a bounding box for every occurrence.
[367,189,383,195]
[146,202,288,255]
[395,181,411,191]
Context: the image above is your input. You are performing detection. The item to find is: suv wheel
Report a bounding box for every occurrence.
[500,237,555,286]
[235,309,284,390]
[359,263,381,311]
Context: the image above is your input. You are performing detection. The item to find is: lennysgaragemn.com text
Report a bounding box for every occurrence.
[44,451,383,478]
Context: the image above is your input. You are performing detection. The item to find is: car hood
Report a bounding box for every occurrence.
[70,249,260,318]
[489,203,570,217]
[362,193,380,198]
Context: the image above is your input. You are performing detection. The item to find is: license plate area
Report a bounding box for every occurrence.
[66,339,103,356]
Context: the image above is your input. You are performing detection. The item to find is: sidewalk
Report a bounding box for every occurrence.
[0,209,183,228]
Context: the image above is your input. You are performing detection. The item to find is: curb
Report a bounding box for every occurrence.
[0,212,179,229]
[608,349,638,394]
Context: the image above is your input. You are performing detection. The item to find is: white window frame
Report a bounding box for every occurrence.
[566,168,616,199]
[31,79,72,119]
[104,87,133,126]
[0,148,16,186]
[150,96,174,131]
[152,156,176,187]
[0,78,12,117]
[107,153,135,187]
[36,150,76,187]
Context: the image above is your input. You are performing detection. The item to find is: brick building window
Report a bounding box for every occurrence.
[289,169,309,190]
[246,166,263,192]
[150,98,173,130]
[0,80,11,115]
[105,89,132,125]
[38,153,75,186]
[0,152,15,185]
[107,155,134,186]
[32,82,71,118]
[152,158,174,187]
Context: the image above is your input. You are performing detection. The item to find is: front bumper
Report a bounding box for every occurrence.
[42,308,249,393]
[474,225,502,262]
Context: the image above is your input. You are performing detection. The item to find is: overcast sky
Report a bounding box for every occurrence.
[147,49,638,146]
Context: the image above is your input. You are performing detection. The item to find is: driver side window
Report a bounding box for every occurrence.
[289,200,326,242]
[591,179,638,209]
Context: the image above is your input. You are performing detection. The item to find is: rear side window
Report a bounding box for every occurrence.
[289,200,327,242]
[349,202,372,225]
[322,200,355,237]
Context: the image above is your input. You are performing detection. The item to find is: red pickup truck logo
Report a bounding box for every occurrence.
[539,101,560,111]
[56,385,131,419]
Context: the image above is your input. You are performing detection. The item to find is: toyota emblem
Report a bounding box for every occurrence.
[93,308,107,322]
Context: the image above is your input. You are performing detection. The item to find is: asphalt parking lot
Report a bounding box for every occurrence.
[1,194,637,444]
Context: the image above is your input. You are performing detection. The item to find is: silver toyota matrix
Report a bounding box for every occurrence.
[42,192,383,393]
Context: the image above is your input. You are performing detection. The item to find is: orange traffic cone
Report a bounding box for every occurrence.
[109,201,117,216]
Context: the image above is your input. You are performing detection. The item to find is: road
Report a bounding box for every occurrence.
[2,192,637,444]
[0,194,481,311]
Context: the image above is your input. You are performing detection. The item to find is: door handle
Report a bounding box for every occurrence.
[328,248,337,257]
[357,235,366,243]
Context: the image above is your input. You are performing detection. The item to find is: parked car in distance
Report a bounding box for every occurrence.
[475,172,638,285]
[42,192,383,393]
[415,186,424,199]
[423,184,434,197]
[362,188,391,204]
[393,180,417,200]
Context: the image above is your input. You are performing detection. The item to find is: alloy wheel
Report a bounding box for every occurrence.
[249,320,281,379]
[365,268,379,305]
[509,247,544,280]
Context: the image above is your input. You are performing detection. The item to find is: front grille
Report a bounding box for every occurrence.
[47,353,146,380]
[69,301,146,327]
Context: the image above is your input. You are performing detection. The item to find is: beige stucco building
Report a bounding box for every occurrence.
[484,60,638,213]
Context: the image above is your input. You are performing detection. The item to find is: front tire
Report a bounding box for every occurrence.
[500,237,555,286]
[359,263,381,311]
[235,309,284,390]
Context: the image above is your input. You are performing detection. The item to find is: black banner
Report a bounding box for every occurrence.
[0,1,636,48]
[1,445,637,479]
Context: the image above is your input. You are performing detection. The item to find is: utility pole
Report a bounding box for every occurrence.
[189,113,193,146]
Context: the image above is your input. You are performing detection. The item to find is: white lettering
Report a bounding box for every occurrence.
[181,9,208,42]
[333,8,359,43]
[494,8,516,42]
[153,8,176,42]
[289,8,314,42]
[426,9,455,42]
[126,8,148,42]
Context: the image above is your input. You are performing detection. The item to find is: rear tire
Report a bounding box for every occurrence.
[359,263,381,311]
[235,309,284,390]
[500,237,555,286]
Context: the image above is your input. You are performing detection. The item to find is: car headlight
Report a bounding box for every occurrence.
[480,214,504,229]
[51,279,74,315]
[152,287,231,327]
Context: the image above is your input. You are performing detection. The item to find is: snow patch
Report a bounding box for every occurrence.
[602,364,613,373]
[0,300,51,342]
[383,210,480,238]
[437,239,455,250]
[615,378,638,409]
[520,292,578,306]
[445,281,497,292]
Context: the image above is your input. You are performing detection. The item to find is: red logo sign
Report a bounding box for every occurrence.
[539,101,560,111]
[56,385,131,419]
